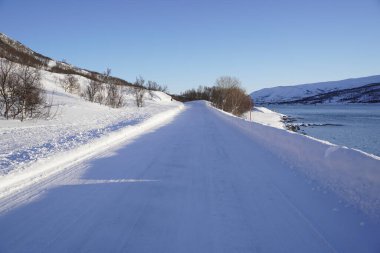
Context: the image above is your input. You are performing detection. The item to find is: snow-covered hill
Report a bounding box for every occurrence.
[0,32,183,195]
[251,75,380,104]
[0,33,132,86]
[0,65,183,197]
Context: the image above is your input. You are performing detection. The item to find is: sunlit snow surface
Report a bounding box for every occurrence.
[242,106,286,129]
[0,101,379,253]
[0,69,181,175]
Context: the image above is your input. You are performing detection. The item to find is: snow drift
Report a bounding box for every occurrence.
[210,104,380,217]
[241,106,286,129]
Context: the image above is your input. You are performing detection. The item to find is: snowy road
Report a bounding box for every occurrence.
[0,102,379,253]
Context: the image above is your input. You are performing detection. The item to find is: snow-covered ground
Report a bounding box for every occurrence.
[0,69,183,197]
[242,106,286,129]
[220,106,380,218]
[0,101,379,253]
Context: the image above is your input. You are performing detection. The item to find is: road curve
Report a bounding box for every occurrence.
[0,102,379,253]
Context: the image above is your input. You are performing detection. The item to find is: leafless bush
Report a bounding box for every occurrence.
[102,68,111,83]
[213,76,240,111]
[133,76,146,107]
[82,80,101,102]
[14,65,45,121]
[101,68,124,108]
[144,80,168,98]
[0,59,49,121]
[59,74,79,94]
[0,59,18,119]
[95,88,105,105]
[105,82,124,108]
[180,76,253,116]
[180,85,213,101]
[212,76,252,115]
[146,80,168,92]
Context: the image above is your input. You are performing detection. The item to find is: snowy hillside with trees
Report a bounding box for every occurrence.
[0,59,182,197]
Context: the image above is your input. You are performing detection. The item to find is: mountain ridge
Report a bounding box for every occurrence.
[0,32,133,87]
[251,75,380,104]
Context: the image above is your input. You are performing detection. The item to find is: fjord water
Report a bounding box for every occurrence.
[267,104,380,157]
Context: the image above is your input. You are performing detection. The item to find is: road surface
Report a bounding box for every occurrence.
[0,102,379,252]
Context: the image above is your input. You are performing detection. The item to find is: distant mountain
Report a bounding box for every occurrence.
[251,75,380,104]
[0,33,133,87]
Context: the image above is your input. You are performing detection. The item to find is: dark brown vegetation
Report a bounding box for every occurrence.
[180,76,253,116]
[133,76,147,107]
[0,59,49,121]
[59,74,80,94]
[80,69,124,108]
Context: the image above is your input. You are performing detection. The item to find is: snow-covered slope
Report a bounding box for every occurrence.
[0,64,183,197]
[212,103,380,217]
[241,107,286,129]
[0,32,183,198]
[0,32,132,86]
[251,75,380,104]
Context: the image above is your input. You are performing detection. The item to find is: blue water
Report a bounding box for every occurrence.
[267,104,380,157]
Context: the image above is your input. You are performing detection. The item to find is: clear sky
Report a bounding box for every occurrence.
[1,0,380,93]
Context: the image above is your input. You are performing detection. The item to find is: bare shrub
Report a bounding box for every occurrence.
[0,59,18,119]
[133,76,146,107]
[95,87,105,105]
[102,68,124,108]
[180,76,253,116]
[0,59,49,121]
[15,65,45,121]
[82,80,101,102]
[102,68,111,83]
[105,82,124,108]
[59,74,79,94]
[213,76,240,111]
[146,80,168,92]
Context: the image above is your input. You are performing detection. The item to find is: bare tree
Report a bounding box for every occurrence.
[0,59,18,119]
[224,86,251,116]
[0,59,47,121]
[105,82,124,108]
[146,80,156,97]
[15,65,44,121]
[103,68,111,83]
[180,76,253,116]
[95,86,105,105]
[213,76,241,111]
[102,68,124,108]
[83,80,101,102]
[133,76,146,107]
[146,80,168,92]
[59,74,79,93]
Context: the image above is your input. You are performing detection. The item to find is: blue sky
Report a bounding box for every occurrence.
[1,0,379,93]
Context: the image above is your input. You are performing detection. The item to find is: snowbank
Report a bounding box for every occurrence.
[242,107,286,129]
[0,104,183,199]
[211,105,380,217]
